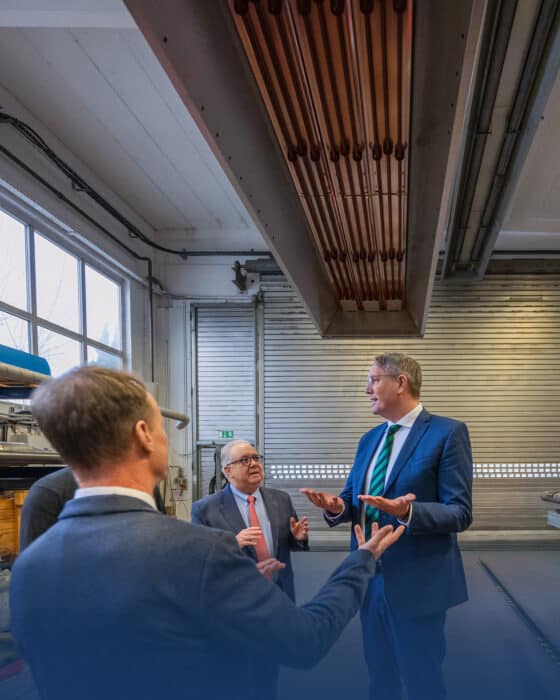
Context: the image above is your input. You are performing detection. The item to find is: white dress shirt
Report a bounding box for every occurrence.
[325,403,423,528]
[229,484,275,557]
[74,486,157,511]
[359,402,423,528]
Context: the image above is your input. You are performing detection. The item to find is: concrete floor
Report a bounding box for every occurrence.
[279,549,560,700]
[2,548,559,700]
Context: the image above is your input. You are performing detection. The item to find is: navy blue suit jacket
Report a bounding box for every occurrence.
[191,484,308,601]
[327,409,473,617]
[10,495,376,700]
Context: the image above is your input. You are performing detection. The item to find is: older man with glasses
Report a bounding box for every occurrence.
[192,439,310,699]
[192,439,309,598]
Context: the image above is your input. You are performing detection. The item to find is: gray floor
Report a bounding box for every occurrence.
[2,549,559,699]
[279,549,560,700]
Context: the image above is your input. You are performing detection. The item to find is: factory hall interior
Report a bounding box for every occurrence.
[0,1,559,699]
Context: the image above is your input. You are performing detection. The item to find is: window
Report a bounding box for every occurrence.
[0,311,29,352]
[85,265,121,350]
[35,235,80,332]
[0,209,28,311]
[0,207,126,376]
[38,327,81,378]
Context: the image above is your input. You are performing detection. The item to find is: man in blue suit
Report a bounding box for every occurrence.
[10,366,404,700]
[302,352,473,700]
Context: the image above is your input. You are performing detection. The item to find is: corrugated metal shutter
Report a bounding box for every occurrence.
[195,305,256,496]
[261,275,560,540]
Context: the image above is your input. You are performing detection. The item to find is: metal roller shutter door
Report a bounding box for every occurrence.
[195,305,256,497]
[261,275,560,542]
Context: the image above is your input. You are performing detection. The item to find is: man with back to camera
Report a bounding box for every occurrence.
[9,366,404,700]
[192,439,309,699]
[301,352,473,700]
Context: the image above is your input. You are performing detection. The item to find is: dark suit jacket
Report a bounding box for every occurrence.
[191,484,308,601]
[327,409,473,617]
[19,467,165,551]
[10,495,375,700]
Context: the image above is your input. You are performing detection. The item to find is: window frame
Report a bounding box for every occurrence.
[0,204,127,372]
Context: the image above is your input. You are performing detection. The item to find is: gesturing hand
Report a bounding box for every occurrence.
[358,493,416,520]
[290,516,309,541]
[355,522,405,560]
[256,558,286,577]
[300,488,344,514]
[236,527,263,548]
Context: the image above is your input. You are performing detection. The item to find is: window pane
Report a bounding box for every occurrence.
[87,346,122,370]
[38,327,81,377]
[0,209,27,310]
[0,311,29,352]
[35,235,80,332]
[85,266,121,349]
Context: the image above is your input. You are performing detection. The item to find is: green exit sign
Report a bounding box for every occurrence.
[219,430,234,440]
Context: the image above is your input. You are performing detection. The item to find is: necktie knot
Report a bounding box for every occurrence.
[247,495,255,505]
[388,424,401,437]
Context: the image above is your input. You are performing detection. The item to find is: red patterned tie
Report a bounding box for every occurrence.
[247,495,271,578]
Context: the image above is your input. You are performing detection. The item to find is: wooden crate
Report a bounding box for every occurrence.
[0,492,28,558]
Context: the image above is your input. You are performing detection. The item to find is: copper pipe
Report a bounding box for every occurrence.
[346,2,383,303]
[316,3,366,306]
[256,5,306,153]
[335,12,375,300]
[301,8,362,303]
[275,9,351,297]
[365,9,390,301]
[380,0,396,298]
[396,4,405,298]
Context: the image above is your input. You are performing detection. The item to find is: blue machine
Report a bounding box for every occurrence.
[0,345,51,399]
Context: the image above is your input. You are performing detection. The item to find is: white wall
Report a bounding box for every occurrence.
[0,84,157,381]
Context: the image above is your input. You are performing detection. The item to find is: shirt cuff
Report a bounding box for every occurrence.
[324,501,346,521]
[397,502,413,526]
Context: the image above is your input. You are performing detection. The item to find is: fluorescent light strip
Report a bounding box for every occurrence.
[267,463,560,480]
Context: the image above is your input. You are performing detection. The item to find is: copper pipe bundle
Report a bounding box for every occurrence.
[229,0,412,311]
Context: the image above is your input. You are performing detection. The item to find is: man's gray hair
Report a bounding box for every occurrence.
[221,439,254,468]
[374,353,422,398]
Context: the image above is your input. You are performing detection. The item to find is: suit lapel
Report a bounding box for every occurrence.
[354,425,386,520]
[220,485,249,532]
[357,426,387,493]
[260,488,279,557]
[383,409,430,494]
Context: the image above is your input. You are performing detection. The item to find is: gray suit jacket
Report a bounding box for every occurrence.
[10,495,375,700]
[191,484,308,601]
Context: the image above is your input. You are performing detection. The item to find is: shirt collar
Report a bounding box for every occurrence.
[229,483,261,502]
[388,402,423,429]
[74,486,157,511]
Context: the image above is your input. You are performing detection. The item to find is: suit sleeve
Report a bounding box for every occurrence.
[408,422,473,535]
[200,530,375,668]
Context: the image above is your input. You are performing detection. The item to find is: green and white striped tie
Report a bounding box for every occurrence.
[365,424,401,538]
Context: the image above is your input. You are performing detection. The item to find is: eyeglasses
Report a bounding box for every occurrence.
[226,454,264,468]
[366,374,398,387]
